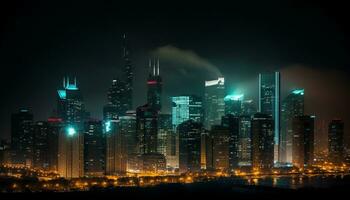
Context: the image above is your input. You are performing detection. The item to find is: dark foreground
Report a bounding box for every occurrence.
[1,180,350,200]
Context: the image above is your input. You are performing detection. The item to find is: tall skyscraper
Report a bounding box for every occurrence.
[238,115,252,166]
[281,89,305,163]
[210,125,230,171]
[122,33,133,110]
[147,59,162,112]
[328,119,344,164]
[224,94,243,116]
[178,120,202,173]
[221,114,240,170]
[84,120,105,176]
[11,109,34,167]
[251,113,274,171]
[57,77,87,128]
[33,121,50,169]
[58,125,84,178]
[136,104,158,155]
[171,95,203,130]
[157,114,172,157]
[47,117,63,171]
[204,77,225,129]
[258,72,280,163]
[292,115,315,169]
[241,99,257,117]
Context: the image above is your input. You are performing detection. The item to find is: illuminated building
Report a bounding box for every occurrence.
[0,140,11,165]
[328,119,344,164]
[251,113,274,170]
[171,95,203,130]
[84,120,105,176]
[238,116,252,166]
[201,130,212,170]
[292,115,315,168]
[128,153,166,173]
[221,114,239,170]
[258,72,280,163]
[57,77,88,128]
[58,126,84,178]
[47,117,63,171]
[122,33,133,111]
[106,111,137,175]
[178,120,202,173]
[224,94,243,116]
[136,104,158,154]
[204,77,225,129]
[10,109,34,167]
[157,114,175,168]
[33,121,50,169]
[210,125,230,171]
[281,89,304,163]
[241,99,257,117]
[147,59,162,112]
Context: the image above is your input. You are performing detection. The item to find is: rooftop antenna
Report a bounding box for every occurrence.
[153,58,156,76]
[63,77,65,88]
[157,58,160,75]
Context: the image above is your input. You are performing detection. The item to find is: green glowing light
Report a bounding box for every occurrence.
[224,94,244,101]
[67,127,76,136]
[292,89,304,95]
[57,90,66,99]
[105,121,111,132]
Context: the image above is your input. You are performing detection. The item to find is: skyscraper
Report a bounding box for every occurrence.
[84,120,105,176]
[11,109,34,167]
[258,72,280,163]
[157,114,172,157]
[238,115,252,166]
[210,125,230,171]
[328,119,344,164]
[47,117,63,171]
[136,104,158,155]
[122,33,133,111]
[147,59,162,112]
[292,115,315,169]
[204,77,225,130]
[221,114,240,170]
[224,94,243,116]
[281,89,305,163]
[58,125,84,178]
[178,120,202,173]
[241,99,257,117]
[57,77,87,128]
[33,121,50,169]
[171,95,203,130]
[251,113,274,171]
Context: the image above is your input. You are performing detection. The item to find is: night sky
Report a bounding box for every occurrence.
[1,1,349,148]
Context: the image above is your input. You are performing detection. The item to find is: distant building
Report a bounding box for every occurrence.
[33,121,50,169]
[328,119,345,164]
[204,77,225,129]
[136,104,158,154]
[241,100,257,117]
[200,131,212,170]
[171,95,203,130]
[292,115,314,169]
[238,115,252,166]
[47,117,63,171]
[84,120,105,176]
[58,126,84,178]
[147,59,162,112]
[259,72,280,163]
[178,120,202,173]
[0,140,11,165]
[224,94,243,116]
[11,109,34,167]
[221,114,239,170]
[281,89,304,163]
[157,114,175,168]
[210,125,230,171]
[251,113,274,171]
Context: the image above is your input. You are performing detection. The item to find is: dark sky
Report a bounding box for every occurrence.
[1,1,349,147]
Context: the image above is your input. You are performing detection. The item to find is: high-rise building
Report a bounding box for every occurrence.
[251,113,274,171]
[0,140,11,165]
[241,99,257,117]
[122,33,133,111]
[210,125,230,171]
[221,114,239,170]
[147,59,162,112]
[47,117,63,171]
[281,89,305,163]
[224,94,243,116]
[136,104,158,155]
[204,77,225,129]
[292,115,315,169]
[33,121,50,169]
[238,115,252,166]
[258,72,280,163]
[106,79,129,117]
[178,120,202,173]
[157,114,172,157]
[105,111,137,175]
[328,119,345,164]
[84,120,105,176]
[57,77,87,128]
[58,126,84,178]
[171,95,203,130]
[201,130,213,170]
[11,109,34,167]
